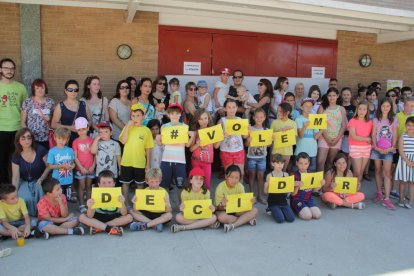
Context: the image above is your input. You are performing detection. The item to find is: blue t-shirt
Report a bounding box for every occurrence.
[47,146,75,185]
[295,115,319,157]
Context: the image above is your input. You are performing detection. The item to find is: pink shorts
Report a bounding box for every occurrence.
[318,136,342,149]
[220,150,245,168]
[349,144,371,159]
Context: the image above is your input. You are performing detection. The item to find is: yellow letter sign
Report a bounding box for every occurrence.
[199,124,224,146]
[135,189,166,212]
[301,171,324,190]
[274,128,296,148]
[334,177,358,194]
[307,114,327,129]
[250,129,273,147]
[183,199,213,219]
[161,125,189,145]
[268,175,295,193]
[226,193,253,213]
[91,187,122,209]
[225,119,249,136]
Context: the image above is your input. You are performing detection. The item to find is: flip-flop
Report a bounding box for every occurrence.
[223,224,234,233]
[210,221,221,229]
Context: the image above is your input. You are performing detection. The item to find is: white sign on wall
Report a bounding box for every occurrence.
[183,62,201,75]
[311,67,325,79]
[387,80,403,90]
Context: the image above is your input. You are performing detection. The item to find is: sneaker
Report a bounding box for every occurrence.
[154,224,163,232]
[90,227,104,235]
[130,222,147,231]
[31,228,49,240]
[328,202,337,209]
[404,203,412,209]
[352,202,365,210]
[382,198,396,210]
[373,192,384,203]
[210,221,221,229]
[265,207,271,216]
[171,224,185,233]
[79,205,87,214]
[390,191,400,199]
[223,223,234,233]
[108,226,123,236]
[0,248,12,258]
[398,201,405,208]
[249,218,257,226]
[73,227,85,235]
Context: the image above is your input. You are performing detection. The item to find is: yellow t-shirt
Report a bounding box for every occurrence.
[214,181,245,206]
[0,198,28,222]
[271,118,297,155]
[144,186,170,213]
[397,112,413,138]
[181,189,210,201]
[120,125,154,168]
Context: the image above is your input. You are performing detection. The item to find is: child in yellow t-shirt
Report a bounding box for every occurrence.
[215,165,258,233]
[171,168,219,233]
[0,185,35,239]
[119,103,154,202]
[129,168,172,232]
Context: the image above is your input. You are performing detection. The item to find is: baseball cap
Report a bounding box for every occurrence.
[197,80,208,87]
[301,97,315,105]
[131,103,147,112]
[74,117,88,130]
[96,121,112,130]
[220,68,231,74]
[167,103,183,112]
[189,168,205,178]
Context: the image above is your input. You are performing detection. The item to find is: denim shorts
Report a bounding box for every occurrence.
[75,170,96,180]
[38,216,77,232]
[247,157,266,172]
[370,149,393,162]
[0,218,37,232]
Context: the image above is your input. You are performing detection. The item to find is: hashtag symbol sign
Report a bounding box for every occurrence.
[170,129,179,139]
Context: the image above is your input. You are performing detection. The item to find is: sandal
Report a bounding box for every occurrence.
[210,221,220,229]
[0,248,12,258]
[352,202,365,210]
[249,218,257,226]
[223,224,235,233]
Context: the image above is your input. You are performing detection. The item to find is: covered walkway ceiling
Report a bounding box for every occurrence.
[3,0,414,43]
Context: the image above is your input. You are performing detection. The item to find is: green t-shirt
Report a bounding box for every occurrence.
[0,81,27,131]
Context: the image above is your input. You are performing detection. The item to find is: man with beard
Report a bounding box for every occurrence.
[0,58,27,185]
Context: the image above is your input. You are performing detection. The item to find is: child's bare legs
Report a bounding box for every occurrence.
[79,214,132,230]
[326,148,339,171]
[409,183,414,205]
[122,183,130,206]
[78,178,92,206]
[382,161,393,200]
[317,147,329,172]
[351,157,370,185]
[130,211,172,228]
[248,169,257,194]
[42,218,79,235]
[298,206,321,220]
[399,181,407,204]
[374,160,384,195]
[216,208,258,228]
[257,171,265,198]
[175,213,218,230]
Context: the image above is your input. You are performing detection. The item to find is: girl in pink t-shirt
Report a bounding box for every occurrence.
[347,101,373,186]
[73,117,96,214]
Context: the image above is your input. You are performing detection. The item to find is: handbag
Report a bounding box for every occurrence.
[32,97,56,148]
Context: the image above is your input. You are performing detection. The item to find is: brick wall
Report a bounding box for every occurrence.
[337,30,414,96]
[41,6,159,101]
[0,3,22,81]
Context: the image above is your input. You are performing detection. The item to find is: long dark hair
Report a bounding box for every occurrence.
[274,77,288,91]
[184,175,208,194]
[112,79,131,100]
[82,75,102,100]
[259,78,274,99]
[136,77,152,97]
[126,76,137,97]
[193,108,213,130]
[152,75,168,95]
[376,97,395,124]
[321,87,340,110]
[330,153,349,179]
[308,85,321,101]
[278,102,292,120]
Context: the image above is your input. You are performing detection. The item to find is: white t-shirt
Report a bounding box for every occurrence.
[214,81,229,111]
[198,93,213,113]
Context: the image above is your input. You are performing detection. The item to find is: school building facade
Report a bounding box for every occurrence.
[1,0,414,100]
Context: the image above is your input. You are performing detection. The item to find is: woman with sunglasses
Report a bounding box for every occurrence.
[150,75,170,124]
[246,79,274,127]
[386,89,401,114]
[109,80,131,143]
[183,82,199,128]
[11,128,50,217]
[20,79,55,150]
[51,80,92,147]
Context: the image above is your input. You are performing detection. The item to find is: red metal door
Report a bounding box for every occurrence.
[158,30,212,75]
[296,41,337,78]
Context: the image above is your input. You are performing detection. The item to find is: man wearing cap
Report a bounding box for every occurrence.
[213,68,231,119]
[196,80,213,114]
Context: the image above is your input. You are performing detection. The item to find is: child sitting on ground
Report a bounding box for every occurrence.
[79,170,132,236]
[0,185,36,239]
[130,168,172,232]
[36,179,84,239]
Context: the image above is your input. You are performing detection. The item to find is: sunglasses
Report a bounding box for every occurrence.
[120,86,130,89]
[189,87,198,91]
[20,135,32,140]
[233,76,243,79]
[66,88,79,93]
[389,94,397,97]
[257,82,264,86]
[157,82,166,86]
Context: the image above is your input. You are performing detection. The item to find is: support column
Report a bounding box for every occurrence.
[20,4,41,93]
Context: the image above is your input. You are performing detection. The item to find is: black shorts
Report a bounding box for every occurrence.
[139,210,169,222]
[119,166,145,185]
[93,212,122,223]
